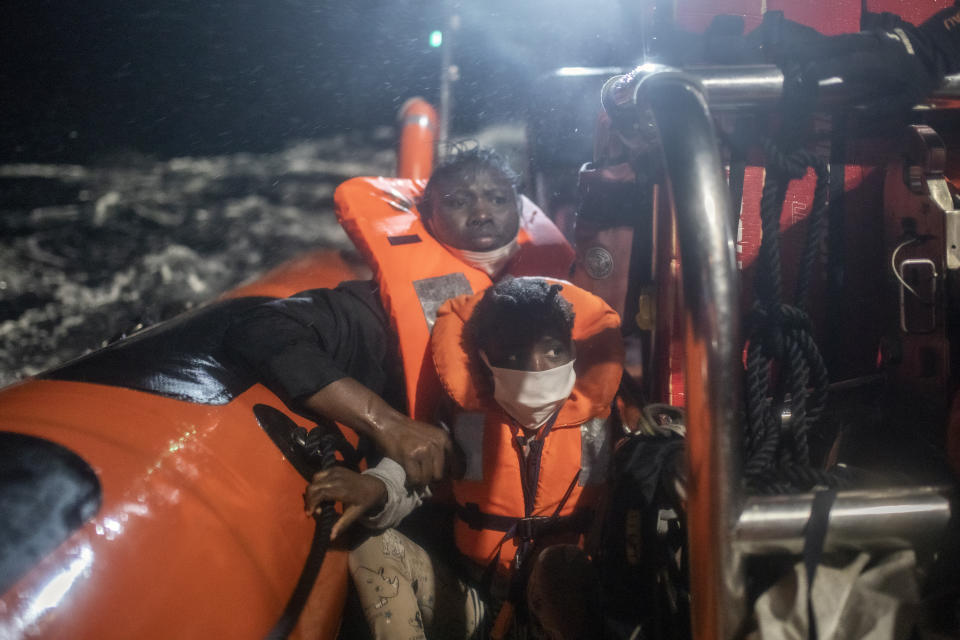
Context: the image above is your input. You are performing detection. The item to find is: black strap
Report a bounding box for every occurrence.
[801,489,836,640]
[550,468,582,519]
[480,411,583,635]
[516,412,560,515]
[264,509,337,640]
[456,503,594,536]
[264,430,339,640]
[472,470,593,616]
[823,113,847,374]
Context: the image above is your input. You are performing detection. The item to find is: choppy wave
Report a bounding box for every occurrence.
[0,133,395,386]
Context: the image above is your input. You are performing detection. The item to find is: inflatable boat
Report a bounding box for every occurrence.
[3,2,960,638]
[0,95,577,638]
[0,93,439,638]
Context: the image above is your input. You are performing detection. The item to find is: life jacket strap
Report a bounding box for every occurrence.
[456,503,594,538]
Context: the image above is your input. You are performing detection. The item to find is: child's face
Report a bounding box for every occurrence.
[483,332,574,372]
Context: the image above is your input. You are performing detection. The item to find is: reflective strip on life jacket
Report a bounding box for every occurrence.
[431,280,622,572]
[455,414,611,487]
[334,176,573,419]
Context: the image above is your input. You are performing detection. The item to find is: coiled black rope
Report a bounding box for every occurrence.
[264,427,339,640]
[742,139,851,494]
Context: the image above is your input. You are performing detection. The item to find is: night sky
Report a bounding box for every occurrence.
[0,0,636,163]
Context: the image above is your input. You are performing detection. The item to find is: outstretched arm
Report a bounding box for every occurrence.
[303,377,452,487]
[225,283,451,486]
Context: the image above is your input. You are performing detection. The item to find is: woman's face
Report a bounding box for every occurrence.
[425,166,520,252]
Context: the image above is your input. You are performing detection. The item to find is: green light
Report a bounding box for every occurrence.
[429,30,443,48]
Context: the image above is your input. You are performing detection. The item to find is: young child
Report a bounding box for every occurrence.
[304,277,623,639]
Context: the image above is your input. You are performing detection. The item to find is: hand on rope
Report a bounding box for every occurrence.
[265,426,341,640]
[300,425,388,540]
[304,467,387,540]
[301,427,341,529]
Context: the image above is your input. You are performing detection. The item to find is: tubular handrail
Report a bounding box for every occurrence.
[614,65,954,640]
[736,486,952,555]
[640,71,746,640]
[602,63,960,118]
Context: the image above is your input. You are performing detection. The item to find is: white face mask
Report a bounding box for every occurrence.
[443,238,520,277]
[480,352,577,429]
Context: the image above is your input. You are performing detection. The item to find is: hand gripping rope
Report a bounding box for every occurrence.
[265,426,339,640]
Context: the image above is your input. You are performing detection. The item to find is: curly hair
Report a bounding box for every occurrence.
[466,277,575,357]
[419,145,521,220]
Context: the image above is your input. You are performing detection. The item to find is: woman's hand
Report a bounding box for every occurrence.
[304,467,388,539]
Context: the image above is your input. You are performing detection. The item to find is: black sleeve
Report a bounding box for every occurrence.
[224,280,403,414]
[864,4,960,76]
[918,3,960,75]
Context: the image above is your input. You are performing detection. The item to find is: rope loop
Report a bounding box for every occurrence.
[748,302,813,359]
[762,138,812,181]
[750,302,812,331]
[742,136,836,494]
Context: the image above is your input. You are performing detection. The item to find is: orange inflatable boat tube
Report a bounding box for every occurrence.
[0,249,368,639]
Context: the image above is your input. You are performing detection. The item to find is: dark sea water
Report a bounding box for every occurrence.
[0,124,527,388]
[0,132,396,387]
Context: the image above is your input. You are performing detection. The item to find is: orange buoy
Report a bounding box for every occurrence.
[396,97,438,181]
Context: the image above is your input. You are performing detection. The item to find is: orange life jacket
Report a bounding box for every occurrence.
[430,278,624,572]
[334,176,574,420]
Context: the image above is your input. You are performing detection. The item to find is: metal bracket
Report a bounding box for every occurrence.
[899,258,938,333]
[904,124,960,270]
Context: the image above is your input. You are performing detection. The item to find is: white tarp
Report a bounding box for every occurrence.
[749,550,920,640]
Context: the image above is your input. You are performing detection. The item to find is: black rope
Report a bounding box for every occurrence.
[742,137,843,494]
[264,427,339,640]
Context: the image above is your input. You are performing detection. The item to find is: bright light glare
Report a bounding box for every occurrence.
[429,30,443,48]
[103,518,123,534]
[555,66,624,77]
[25,546,94,623]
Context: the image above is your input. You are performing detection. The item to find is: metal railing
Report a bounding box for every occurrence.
[603,64,960,116]
[602,64,955,640]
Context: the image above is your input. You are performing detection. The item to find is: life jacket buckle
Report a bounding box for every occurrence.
[516,515,548,541]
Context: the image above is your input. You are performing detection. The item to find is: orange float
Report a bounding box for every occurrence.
[396,97,438,181]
